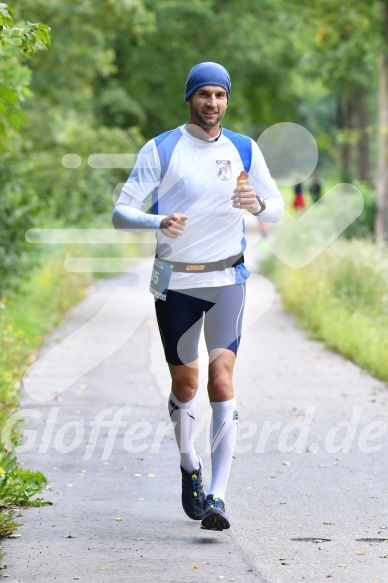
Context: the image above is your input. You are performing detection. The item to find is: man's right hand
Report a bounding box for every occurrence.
[160,213,189,239]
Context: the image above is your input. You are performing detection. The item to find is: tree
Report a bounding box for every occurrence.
[375,0,388,237]
[0,3,50,294]
[288,0,381,183]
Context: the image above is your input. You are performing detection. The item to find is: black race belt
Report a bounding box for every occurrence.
[156,253,244,273]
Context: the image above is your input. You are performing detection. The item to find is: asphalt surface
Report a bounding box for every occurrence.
[2,218,388,583]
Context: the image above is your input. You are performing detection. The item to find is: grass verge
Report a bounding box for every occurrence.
[262,237,388,382]
[0,230,140,542]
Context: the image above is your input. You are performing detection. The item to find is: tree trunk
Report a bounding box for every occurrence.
[356,92,370,183]
[337,94,353,182]
[375,1,388,237]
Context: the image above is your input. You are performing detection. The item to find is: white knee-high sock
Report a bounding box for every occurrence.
[208,398,238,501]
[168,391,199,473]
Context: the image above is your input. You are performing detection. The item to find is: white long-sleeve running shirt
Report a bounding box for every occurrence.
[112,124,284,289]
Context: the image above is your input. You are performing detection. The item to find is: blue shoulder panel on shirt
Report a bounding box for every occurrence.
[151,127,183,214]
[222,129,252,173]
[154,127,183,180]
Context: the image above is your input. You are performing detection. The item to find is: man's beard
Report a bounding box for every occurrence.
[190,104,225,128]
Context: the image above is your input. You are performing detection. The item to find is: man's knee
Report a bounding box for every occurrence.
[170,364,198,403]
[208,373,233,402]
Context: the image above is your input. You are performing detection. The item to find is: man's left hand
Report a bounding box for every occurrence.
[231,185,260,213]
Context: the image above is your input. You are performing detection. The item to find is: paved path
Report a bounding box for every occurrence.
[2,218,388,583]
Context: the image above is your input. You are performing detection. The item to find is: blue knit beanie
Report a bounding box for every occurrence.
[185,62,231,102]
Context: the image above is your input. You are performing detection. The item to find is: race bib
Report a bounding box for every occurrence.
[150,258,173,301]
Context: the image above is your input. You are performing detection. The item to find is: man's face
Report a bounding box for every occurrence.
[186,85,228,129]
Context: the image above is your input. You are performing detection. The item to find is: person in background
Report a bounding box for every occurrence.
[112,62,284,531]
[309,175,322,203]
[293,182,305,210]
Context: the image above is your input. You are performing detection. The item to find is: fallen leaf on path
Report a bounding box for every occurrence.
[114,518,122,521]
[192,565,199,569]
[147,473,155,478]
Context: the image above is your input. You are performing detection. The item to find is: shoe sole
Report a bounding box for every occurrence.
[201,509,230,531]
[182,503,205,521]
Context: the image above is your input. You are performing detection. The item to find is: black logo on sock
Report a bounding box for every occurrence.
[169,399,179,415]
[233,410,239,421]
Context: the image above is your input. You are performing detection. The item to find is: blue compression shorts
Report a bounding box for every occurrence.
[154,283,246,365]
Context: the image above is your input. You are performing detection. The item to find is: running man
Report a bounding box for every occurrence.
[112,62,284,531]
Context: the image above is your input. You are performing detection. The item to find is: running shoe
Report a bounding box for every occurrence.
[181,458,206,520]
[201,494,230,531]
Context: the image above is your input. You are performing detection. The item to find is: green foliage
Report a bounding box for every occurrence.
[102,0,302,137]
[289,0,380,93]
[0,2,50,139]
[0,3,50,54]
[0,1,145,297]
[262,238,388,381]
[0,175,42,295]
[0,452,51,537]
[341,180,376,239]
[0,2,51,296]
[0,453,51,508]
